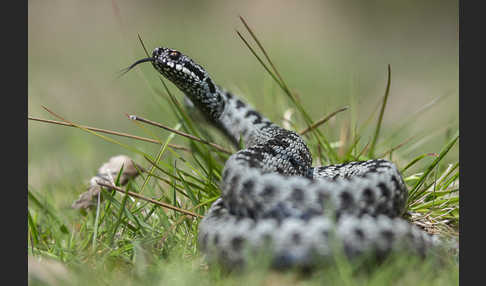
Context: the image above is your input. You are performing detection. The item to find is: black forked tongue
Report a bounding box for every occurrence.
[117,57,154,78]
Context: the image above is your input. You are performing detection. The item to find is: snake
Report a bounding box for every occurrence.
[125,47,440,269]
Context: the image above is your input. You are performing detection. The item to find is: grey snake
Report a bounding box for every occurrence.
[126,47,440,269]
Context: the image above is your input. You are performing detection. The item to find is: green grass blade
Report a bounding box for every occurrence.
[368,64,392,157]
[28,209,39,246]
[408,133,459,202]
[401,153,438,173]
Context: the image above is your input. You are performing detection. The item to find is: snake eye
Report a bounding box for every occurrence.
[169,50,181,60]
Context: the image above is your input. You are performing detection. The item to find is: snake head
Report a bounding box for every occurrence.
[151,47,223,119]
[151,47,209,87]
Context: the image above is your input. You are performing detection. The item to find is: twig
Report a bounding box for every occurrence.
[28,116,190,152]
[377,135,417,158]
[97,182,203,218]
[41,105,150,158]
[299,106,349,135]
[127,114,232,154]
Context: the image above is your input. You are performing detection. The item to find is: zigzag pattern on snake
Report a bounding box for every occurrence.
[126,47,439,269]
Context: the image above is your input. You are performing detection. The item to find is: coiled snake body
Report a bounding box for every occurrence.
[128,47,438,269]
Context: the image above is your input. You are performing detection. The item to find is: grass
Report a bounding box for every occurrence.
[28,16,458,286]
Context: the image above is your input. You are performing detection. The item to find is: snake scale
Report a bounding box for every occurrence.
[126,47,440,269]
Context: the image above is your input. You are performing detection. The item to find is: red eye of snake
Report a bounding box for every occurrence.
[169,50,181,60]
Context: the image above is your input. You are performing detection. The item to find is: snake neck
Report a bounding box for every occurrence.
[174,76,226,122]
[215,88,279,148]
[179,75,277,148]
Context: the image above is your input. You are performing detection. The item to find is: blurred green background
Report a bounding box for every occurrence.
[28,0,458,203]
